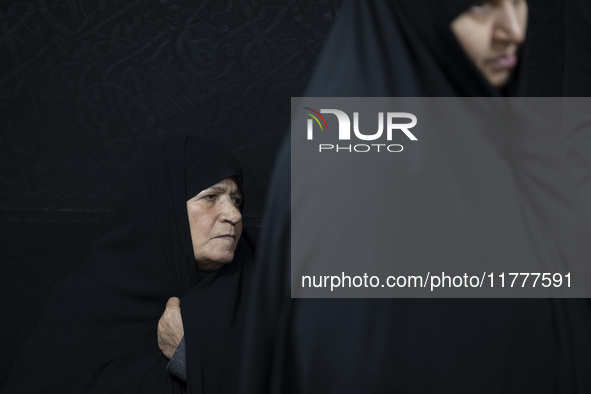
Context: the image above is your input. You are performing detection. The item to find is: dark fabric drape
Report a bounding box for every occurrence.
[3,136,255,393]
[563,0,591,314]
[563,0,591,221]
[564,0,591,97]
[240,1,591,393]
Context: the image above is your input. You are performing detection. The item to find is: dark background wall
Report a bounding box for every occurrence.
[0,0,563,389]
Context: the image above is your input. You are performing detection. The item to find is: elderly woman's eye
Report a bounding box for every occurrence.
[204,194,217,202]
[232,197,243,207]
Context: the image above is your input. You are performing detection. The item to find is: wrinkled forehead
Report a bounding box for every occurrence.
[197,176,242,196]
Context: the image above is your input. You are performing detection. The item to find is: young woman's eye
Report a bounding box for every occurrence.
[469,0,493,14]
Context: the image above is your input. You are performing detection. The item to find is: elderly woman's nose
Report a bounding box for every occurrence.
[494,2,526,44]
[220,197,242,223]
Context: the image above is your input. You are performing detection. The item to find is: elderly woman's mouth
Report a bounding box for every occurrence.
[215,235,236,242]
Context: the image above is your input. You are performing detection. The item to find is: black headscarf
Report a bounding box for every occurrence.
[303,0,526,98]
[240,1,591,393]
[3,135,255,393]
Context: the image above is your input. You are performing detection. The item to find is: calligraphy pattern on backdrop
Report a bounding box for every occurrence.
[0,1,339,388]
[0,0,340,216]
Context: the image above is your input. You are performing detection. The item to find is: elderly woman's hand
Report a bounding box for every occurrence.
[157,297,184,359]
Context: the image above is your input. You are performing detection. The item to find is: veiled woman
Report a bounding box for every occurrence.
[3,136,255,393]
[240,1,591,393]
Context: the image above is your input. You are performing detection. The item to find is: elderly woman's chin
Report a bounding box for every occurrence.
[194,245,239,271]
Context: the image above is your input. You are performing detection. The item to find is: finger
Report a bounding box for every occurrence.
[166,297,180,308]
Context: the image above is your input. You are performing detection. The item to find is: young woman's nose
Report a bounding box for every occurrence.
[493,2,526,45]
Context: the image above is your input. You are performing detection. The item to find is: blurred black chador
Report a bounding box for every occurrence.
[239,1,591,393]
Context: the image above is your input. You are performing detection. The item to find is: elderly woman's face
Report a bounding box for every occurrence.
[451,0,528,87]
[186,177,243,271]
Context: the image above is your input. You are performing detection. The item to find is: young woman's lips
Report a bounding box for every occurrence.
[488,53,517,70]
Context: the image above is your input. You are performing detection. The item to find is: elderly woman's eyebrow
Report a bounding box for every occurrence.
[203,186,227,193]
[201,185,242,196]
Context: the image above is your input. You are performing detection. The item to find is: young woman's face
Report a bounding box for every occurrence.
[186,177,243,271]
[451,0,528,87]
